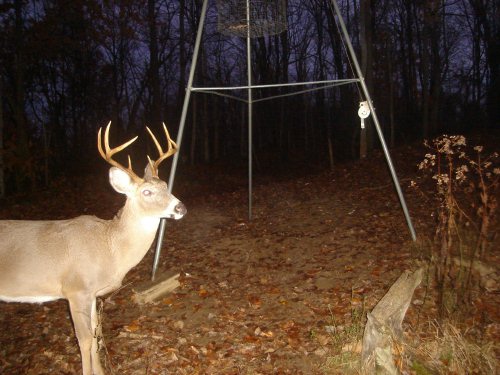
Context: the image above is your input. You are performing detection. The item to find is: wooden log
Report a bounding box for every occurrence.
[132,272,180,304]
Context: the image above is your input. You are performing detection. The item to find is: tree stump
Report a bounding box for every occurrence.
[361,268,423,374]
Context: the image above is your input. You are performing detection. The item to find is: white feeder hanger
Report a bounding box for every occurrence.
[358,101,371,129]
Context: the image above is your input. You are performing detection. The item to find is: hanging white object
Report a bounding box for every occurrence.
[358,101,370,129]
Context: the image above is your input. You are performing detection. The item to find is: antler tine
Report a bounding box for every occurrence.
[146,123,178,175]
[97,122,141,182]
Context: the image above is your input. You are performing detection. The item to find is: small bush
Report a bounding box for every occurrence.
[412,135,499,318]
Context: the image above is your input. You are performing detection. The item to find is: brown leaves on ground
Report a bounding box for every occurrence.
[0,143,498,374]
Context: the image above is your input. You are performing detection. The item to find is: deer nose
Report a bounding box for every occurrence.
[175,202,187,216]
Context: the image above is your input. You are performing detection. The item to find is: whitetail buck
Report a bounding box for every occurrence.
[0,122,186,375]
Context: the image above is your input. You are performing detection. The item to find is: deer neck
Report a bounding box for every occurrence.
[107,200,161,272]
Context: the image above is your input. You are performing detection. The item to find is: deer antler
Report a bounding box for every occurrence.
[146,123,178,177]
[97,121,142,182]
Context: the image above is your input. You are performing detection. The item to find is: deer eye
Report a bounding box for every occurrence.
[142,189,152,197]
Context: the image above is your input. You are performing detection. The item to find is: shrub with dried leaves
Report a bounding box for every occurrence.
[412,135,499,318]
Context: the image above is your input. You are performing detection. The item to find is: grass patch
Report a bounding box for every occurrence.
[318,294,366,373]
[407,321,498,374]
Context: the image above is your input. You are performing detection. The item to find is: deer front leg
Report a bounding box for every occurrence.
[68,294,105,375]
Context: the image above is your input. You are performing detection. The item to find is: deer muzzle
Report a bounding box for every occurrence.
[164,198,186,220]
[173,202,187,218]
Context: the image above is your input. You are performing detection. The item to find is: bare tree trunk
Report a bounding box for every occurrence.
[148,0,162,127]
[42,124,50,187]
[213,98,220,161]
[388,39,395,148]
[203,96,210,163]
[312,2,328,163]
[468,0,500,124]
[420,1,432,138]
[240,105,246,158]
[13,0,33,190]
[177,0,186,110]
[421,40,431,137]
[279,31,289,160]
[0,78,4,197]
[327,123,334,170]
[279,99,287,160]
[399,0,419,132]
[190,96,197,165]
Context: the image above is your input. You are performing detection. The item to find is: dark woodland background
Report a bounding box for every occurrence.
[0,0,498,196]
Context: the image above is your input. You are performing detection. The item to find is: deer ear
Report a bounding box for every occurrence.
[143,163,155,180]
[109,167,135,195]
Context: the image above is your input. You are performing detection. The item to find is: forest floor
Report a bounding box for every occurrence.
[0,136,499,374]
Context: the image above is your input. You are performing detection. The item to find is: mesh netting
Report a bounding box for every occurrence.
[216,0,287,38]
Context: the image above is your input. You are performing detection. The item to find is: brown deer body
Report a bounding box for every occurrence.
[0,123,186,375]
